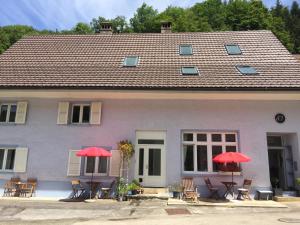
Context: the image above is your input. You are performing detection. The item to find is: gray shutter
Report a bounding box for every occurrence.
[67,150,81,176]
[15,101,28,124]
[57,102,69,124]
[109,150,121,177]
[90,102,102,125]
[14,147,28,173]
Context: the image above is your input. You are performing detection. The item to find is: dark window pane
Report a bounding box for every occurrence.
[212,145,222,172]
[9,105,17,122]
[212,134,222,142]
[98,157,107,174]
[0,149,4,170]
[138,148,144,176]
[148,148,161,176]
[225,134,236,142]
[72,106,80,123]
[226,146,237,152]
[82,106,90,123]
[183,133,193,142]
[225,44,242,55]
[5,149,15,170]
[138,139,164,145]
[197,134,207,142]
[0,105,8,122]
[267,136,283,147]
[197,145,208,171]
[183,145,194,171]
[86,157,95,173]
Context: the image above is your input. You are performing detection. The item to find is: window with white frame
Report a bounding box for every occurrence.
[0,104,17,123]
[71,104,91,124]
[0,148,16,171]
[182,132,238,173]
[84,157,108,176]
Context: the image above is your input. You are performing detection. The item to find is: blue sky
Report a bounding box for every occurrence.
[0,0,296,31]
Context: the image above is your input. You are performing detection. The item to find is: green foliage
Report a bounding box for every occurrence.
[116,177,127,196]
[117,140,134,163]
[1,0,300,54]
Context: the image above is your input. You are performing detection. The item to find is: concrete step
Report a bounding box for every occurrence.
[274,196,300,202]
[142,187,169,194]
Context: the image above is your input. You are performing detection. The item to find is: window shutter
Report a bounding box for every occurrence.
[15,101,28,124]
[90,102,102,125]
[109,150,121,177]
[67,150,81,176]
[57,102,69,124]
[14,147,28,173]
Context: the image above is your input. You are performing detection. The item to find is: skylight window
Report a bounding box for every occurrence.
[180,45,193,55]
[236,66,258,75]
[123,56,139,67]
[225,44,242,55]
[181,66,199,75]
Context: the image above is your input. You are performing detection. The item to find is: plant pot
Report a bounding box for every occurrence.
[173,191,181,199]
[131,190,138,195]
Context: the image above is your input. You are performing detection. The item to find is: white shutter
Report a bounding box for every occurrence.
[90,102,102,125]
[109,150,121,177]
[15,101,28,124]
[14,147,28,173]
[57,102,69,124]
[67,150,81,176]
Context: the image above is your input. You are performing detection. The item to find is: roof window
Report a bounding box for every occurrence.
[225,44,242,55]
[180,45,193,55]
[181,66,199,75]
[236,66,258,75]
[123,56,139,67]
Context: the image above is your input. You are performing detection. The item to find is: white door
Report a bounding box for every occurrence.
[135,131,166,187]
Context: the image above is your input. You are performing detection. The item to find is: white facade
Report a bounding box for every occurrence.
[0,92,300,197]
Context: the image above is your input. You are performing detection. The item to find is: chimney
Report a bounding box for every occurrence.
[161,21,172,34]
[100,22,113,34]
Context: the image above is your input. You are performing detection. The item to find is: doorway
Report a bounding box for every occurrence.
[267,135,295,190]
[135,131,166,187]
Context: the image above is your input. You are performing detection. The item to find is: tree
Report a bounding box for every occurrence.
[72,22,93,34]
[90,16,107,33]
[130,3,160,33]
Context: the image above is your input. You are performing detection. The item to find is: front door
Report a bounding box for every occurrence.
[135,131,166,187]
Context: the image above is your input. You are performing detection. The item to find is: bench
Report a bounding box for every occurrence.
[257,190,273,200]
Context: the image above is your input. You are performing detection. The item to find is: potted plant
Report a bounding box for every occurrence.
[271,177,282,196]
[116,177,128,201]
[117,140,135,184]
[169,183,183,199]
[127,179,142,195]
[295,178,300,196]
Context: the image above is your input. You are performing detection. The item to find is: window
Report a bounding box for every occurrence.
[0,104,17,123]
[85,156,108,176]
[71,104,90,124]
[0,148,16,171]
[181,67,199,75]
[225,44,242,55]
[123,56,138,67]
[236,66,258,75]
[182,131,238,173]
[180,45,193,55]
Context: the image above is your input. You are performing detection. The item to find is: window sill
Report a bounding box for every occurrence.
[218,171,242,176]
[182,171,242,176]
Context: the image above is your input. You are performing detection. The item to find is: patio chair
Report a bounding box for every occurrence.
[20,178,37,197]
[181,177,198,202]
[100,179,116,199]
[237,179,252,200]
[70,180,86,199]
[204,177,220,200]
[3,177,21,197]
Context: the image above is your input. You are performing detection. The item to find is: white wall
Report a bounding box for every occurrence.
[0,98,300,196]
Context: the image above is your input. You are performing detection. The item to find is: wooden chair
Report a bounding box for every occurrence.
[237,179,252,200]
[3,177,20,197]
[181,177,198,202]
[20,178,37,197]
[71,180,85,199]
[204,177,220,199]
[100,180,116,199]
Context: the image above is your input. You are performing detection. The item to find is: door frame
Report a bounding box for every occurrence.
[135,130,166,187]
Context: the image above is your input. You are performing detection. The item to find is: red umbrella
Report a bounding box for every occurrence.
[213,152,251,183]
[76,147,112,199]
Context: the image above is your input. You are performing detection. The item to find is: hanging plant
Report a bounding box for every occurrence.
[117,140,135,163]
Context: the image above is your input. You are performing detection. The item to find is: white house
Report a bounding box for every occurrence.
[0,23,300,197]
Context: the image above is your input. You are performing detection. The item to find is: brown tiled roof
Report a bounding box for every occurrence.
[0,30,300,90]
[294,54,300,62]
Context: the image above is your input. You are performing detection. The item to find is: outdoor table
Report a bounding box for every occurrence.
[221,181,237,198]
[85,181,101,199]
